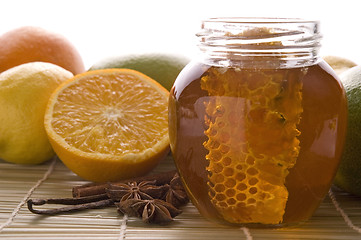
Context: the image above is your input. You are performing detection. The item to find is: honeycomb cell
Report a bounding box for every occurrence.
[218,201,228,208]
[208,140,220,149]
[237,183,247,191]
[212,162,223,173]
[215,193,226,201]
[236,193,247,201]
[214,174,225,183]
[235,172,246,181]
[249,187,258,194]
[226,188,236,197]
[248,177,259,186]
[235,164,243,170]
[225,178,236,188]
[222,156,232,166]
[220,145,230,154]
[210,151,222,162]
[223,167,234,177]
[227,198,237,205]
[214,183,226,192]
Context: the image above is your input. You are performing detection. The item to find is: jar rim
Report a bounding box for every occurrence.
[197,17,322,68]
[203,17,320,24]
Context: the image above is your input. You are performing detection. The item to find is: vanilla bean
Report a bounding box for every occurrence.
[27,195,114,215]
[72,170,177,198]
[31,193,109,205]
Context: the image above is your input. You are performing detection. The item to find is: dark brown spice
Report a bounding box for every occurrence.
[106,180,167,201]
[163,173,189,208]
[116,199,182,224]
[72,170,177,198]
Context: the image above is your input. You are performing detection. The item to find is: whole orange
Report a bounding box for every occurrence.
[0,26,85,75]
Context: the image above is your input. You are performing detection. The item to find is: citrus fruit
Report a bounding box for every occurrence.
[89,53,189,91]
[44,69,170,182]
[334,65,361,196]
[0,26,85,75]
[323,55,357,75]
[0,62,73,164]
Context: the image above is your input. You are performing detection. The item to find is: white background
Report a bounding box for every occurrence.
[1,0,360,69]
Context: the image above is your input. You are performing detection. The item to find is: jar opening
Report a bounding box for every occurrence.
[203,17,318,24]
[197,17,322,69]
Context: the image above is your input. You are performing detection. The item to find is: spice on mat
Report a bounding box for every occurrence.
[107,180,167,201]
[27,196,114,215]
[117,199,182,224]
[72,170,177,198]
[27,170,188,224]
[163,173,189,208]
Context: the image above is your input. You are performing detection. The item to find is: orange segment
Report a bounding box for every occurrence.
[44,69,170,182]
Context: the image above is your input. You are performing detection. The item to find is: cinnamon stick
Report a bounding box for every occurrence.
[72,170,177,198]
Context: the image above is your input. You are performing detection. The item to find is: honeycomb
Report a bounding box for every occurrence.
[201,67,304,224]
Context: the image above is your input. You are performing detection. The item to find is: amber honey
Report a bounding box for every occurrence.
[169,60,347,226]
[169,18,347,226]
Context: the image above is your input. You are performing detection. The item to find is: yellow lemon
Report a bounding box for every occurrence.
[0,62,73,164]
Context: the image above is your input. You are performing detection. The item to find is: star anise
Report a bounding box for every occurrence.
[106,180,166,202]
[163,173,189,208]
[116,198,182,224]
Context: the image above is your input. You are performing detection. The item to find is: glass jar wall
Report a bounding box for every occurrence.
[168,18,347,227]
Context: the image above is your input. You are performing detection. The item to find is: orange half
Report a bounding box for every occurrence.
[44,69,170,182]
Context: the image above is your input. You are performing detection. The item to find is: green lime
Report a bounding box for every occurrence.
[89,53,189,91]
[334,65,361,196]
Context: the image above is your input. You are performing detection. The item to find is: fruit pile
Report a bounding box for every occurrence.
[0,26,188,182]
[2,25,361,200]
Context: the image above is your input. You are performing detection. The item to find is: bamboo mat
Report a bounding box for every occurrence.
[1,155,361,240]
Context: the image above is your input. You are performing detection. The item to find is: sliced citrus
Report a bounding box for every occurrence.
[44,69,170,182]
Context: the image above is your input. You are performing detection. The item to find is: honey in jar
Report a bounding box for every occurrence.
[168,18,347,227]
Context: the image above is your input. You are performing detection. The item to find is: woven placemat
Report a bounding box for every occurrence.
[1,155,361,240]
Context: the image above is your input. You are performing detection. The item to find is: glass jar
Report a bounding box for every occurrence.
[168,17,347,227]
